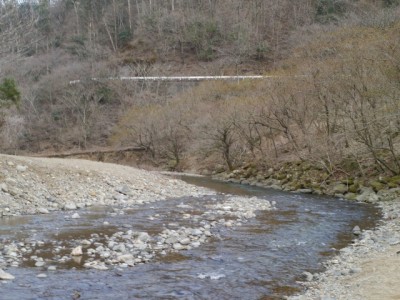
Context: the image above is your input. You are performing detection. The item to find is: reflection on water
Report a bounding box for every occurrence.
[0,176,380,299]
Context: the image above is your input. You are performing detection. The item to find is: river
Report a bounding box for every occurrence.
[0,176,380,299]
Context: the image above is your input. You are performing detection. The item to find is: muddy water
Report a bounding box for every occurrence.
[0,177,380,299]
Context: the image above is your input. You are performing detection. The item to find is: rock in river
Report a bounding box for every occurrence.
[71,246,83,256]
[352,225,361,236]
[0,269,15,280]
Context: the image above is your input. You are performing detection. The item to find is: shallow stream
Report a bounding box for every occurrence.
[0,176,380,299]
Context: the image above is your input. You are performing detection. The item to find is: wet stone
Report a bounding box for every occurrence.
[0,269,15,280]
[35,261,45,267]
[352,226,361,236]
[71,213,80,219]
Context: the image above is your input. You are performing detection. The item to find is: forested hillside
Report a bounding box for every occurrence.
[0,0,399,178]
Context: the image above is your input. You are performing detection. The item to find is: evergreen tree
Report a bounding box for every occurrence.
[0,78,21,108]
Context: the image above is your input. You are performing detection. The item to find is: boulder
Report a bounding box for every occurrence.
[356,187,379,203]
[332,183,348,194]
[377,188,400,201]
[370,181,385,192]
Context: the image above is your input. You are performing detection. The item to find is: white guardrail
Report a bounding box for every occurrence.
[68,75,278,85]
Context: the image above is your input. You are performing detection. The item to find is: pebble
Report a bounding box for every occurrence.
[38,208,49,214]
[71,213,80,219]
[191,229,203,236]
[64,203,77,210]
[302,271,314,281]
[179,238,191,245]
[116,185,133,196]
[0,183,8,193]
[352,226,361,236]
[71,246,83,256]
[173,243,185,250]
[16,165,27,172]
[35,261,46,267]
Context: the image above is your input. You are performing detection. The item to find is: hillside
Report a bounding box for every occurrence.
[113,12,400,180]
[0,0,399,181]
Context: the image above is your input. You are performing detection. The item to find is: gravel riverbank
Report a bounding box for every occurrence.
[0,154,212,217]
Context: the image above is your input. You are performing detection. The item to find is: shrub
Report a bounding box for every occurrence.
[0,78,21,108]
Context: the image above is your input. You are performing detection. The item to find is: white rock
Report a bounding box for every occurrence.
[71,246,83,256]
[0,183,8,193]
[71,213,80,219]
[84,261,108,270]
[191,229,203,236]
[100,251,111,258]
[138,232,151,243]
[225,221,234,227]
[35,261,46,267]
[191,241,201,248]
[179,238,191,245]
[302,271,314,281]
[0,269,15,280]
[16,165,27,172]
[173,243,185,250]
[118,254,134,263]
[64,203,77,210]
[37,273,47,278]
[113,244,126,252]
[38,208,49,214]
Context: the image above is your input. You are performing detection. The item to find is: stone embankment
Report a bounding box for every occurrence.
[214,162,400,204]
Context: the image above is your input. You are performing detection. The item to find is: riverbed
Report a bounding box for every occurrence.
[0,176,380,299]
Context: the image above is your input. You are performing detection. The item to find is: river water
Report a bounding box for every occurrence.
[0,176,380,299]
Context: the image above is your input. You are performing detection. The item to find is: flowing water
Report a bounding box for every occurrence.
[0,177,380,299]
